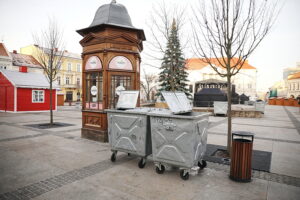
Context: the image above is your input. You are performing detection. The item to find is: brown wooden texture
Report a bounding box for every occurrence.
[79,25,143,142]
[57,94,64,106]
[230,138,253,182]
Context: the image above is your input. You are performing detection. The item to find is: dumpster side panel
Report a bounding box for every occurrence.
[150,115,209,168]
[195,118,209,161]
[108,112,148,156]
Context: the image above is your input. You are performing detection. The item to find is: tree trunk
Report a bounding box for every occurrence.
[227,75,232,157]
[50,80,53,125]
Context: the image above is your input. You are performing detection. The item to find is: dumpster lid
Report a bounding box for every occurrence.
[161,91,192,114]
[116,90,139,109]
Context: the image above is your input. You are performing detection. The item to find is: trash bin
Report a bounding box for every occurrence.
[230,131,254,182]
[106,91,154,168]
[213,101,228,115]
[255,102,265,114]
[149,92,210,180]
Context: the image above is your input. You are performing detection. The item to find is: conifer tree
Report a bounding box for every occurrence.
[157,19,189,98]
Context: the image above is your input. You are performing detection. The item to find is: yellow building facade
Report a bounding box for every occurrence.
[20,45,82,102]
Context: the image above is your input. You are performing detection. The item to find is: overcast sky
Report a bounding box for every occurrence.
[0,0,299,92]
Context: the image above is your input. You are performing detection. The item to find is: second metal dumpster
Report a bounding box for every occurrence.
[149,92,210,180]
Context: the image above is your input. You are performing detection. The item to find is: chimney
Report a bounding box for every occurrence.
[19,66,28,73]
[13,50,17,54]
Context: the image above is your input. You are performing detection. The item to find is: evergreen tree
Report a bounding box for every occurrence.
[157,19,190,98]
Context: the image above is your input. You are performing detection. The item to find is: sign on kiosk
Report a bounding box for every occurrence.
[85,56,102,70]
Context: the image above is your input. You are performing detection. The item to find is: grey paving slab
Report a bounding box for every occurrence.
[271,142,300,178]
[0,124,42,141]
[0,104,299,200]
[33,160,269,200]
[267,181,300,200]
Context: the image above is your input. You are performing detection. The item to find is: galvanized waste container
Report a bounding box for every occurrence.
[149,92,210,180]
[255,102,265,114]
[230,131,254,182]
[213,101,228,115]
[106,91,152,168]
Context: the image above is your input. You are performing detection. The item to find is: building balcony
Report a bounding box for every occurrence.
[59,84,82,89]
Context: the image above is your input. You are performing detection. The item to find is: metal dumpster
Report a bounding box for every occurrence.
[213,101,228,115]
[255,102,265,113]
[106,91,152,168]
[149,92,210,180]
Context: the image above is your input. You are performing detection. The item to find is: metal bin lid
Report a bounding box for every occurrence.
[161,91,192,114]
[116,90,139,109]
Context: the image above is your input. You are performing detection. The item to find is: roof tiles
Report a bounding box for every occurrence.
[186,58,256,70]
[0,43,10,57]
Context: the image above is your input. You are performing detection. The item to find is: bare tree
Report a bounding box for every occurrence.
[143,1,187,68]
[140,69,157,102]
[33,18,65,125]
[192,0,279,156]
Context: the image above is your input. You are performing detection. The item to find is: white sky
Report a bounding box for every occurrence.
[0,0,299,92]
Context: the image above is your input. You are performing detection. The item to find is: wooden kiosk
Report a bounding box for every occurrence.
[77,0,145,142]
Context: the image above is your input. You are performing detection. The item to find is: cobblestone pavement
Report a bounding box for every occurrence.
[0,105,299,200]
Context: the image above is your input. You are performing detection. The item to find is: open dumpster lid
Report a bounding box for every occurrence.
[116,90,139,109]
[161,91,192,114]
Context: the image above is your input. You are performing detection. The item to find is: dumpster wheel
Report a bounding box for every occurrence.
[198,160,207,169]
[110,153,116,162]
[138,158,146,168]
[180,170,189,180]
[155,165,165,174]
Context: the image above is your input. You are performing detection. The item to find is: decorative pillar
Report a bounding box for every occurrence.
[77,0,145,142]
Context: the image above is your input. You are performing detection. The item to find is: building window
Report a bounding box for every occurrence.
[57,61,62,70]
[77,78,80,86]
[32,90,44,103]
[85,72,103,110]
[66,77,70,85]
[77,64,81,72]
[57,76,61,85]
[68,63,72,72]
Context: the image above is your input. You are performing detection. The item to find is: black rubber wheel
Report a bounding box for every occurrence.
[180,170,189,180]
[110,153,116,162]
[128,153,131,156]
[138,158,146,168]
[155,165,165,174]
[198,160,207,169]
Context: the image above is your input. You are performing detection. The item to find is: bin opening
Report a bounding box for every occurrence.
[233,138,252,143]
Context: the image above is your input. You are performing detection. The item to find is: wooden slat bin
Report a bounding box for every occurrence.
[230,131,254,182]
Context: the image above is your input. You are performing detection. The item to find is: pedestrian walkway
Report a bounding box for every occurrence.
[0,105,299,200]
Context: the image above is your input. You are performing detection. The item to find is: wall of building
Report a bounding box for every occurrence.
[0,56,12,70]
[287,79,300,98]
[187,66,257,97]
[57,56,82,102]
[20,45,82,102]
[17,88,56,111]
[0,72,14,111]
